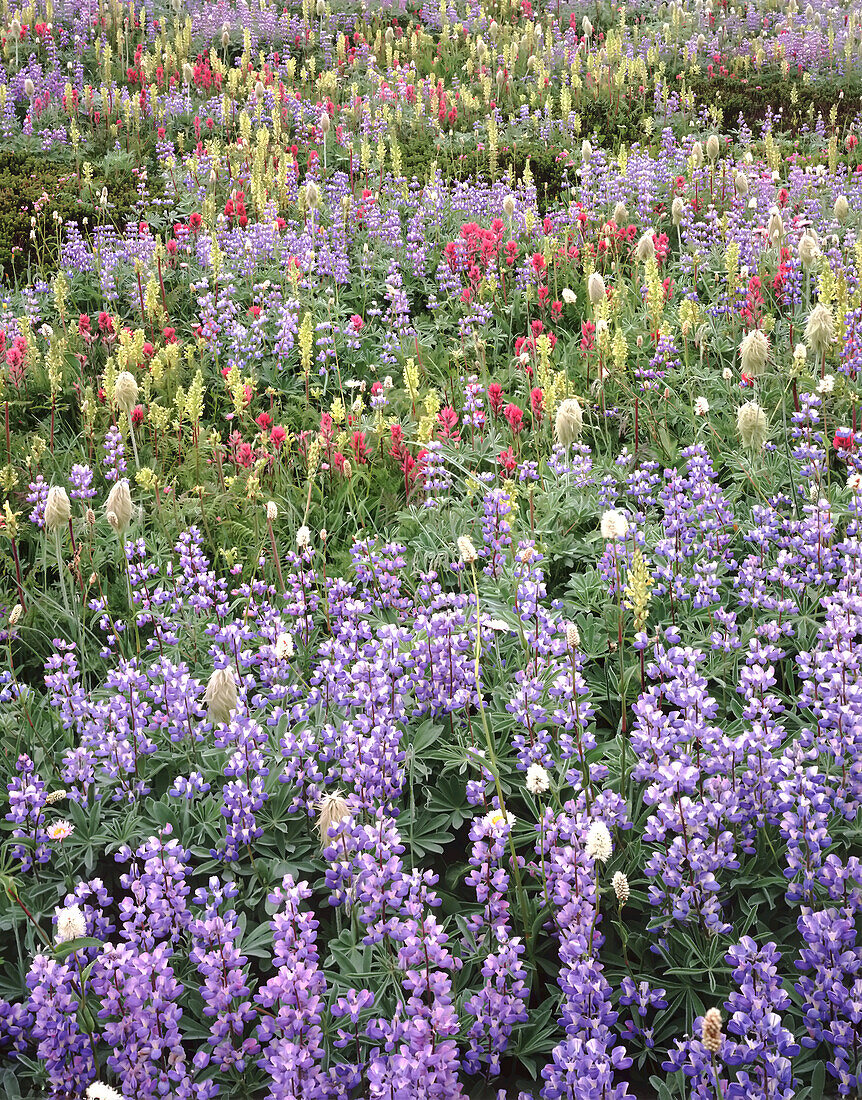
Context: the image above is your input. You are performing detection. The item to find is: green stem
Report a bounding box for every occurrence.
[469,560,532,947]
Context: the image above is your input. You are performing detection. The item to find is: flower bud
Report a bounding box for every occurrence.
[737,401,768,450]
[266,500,278,522]
[805,303,835,358]
[701,1008,723,1053]
[182,62,194,84]
[706,134,720,162]
[114,370,138,415]
[502,194,516,218]
[105,480,133,534]
[612,200,628,226]
[305,180,320,209]
[581,138,592,162]
[555,397,584,446]
[834,195,850,222]
[692,140,704,168]
[734,170,748,196]
[767,207,784,244]
[565,622,580,648]
[316,790,350,846]
[739,329,769,377]
[23,78,35,98]
[8,604,22,626]
[204,667,238,724]
[635,230,655,261]
[320,111,331,134]
[587,272,606,305]
[671,196,684,225]
[797,231,819,269]
[45,487,71,531]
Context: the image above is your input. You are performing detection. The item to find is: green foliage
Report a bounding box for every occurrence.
[0,153,142,277]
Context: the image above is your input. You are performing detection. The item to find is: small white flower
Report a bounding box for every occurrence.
[266,500,278,522]
[482,807,516,831]
[86,1085,125,1100]
[47,820,74,842]
[722,367,733,381]
[54,904,87,944]
[457,535,478,564]
[275,632,294,660]
[694,396,709,416]
[612,870,630,904]
[296,525,312,551]
[483,618,510,633]
[817,374,835,395]
[561,287,578,305]
[600,509,629,540]
[584,820,613,863]
[525,763,550,795]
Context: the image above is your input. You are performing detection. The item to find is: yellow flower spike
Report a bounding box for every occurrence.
[623,547,654,633]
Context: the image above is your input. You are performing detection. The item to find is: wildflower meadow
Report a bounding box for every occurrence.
[1,0,862,1096]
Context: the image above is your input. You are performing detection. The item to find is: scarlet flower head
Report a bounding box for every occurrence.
[530,388,544,420]
[270,425,286,449]
[504,403,524,434]
[255,412,273,431]
[531,252,547,276]
[437,406,460,440]
[488,383,503,415]
[351,431,370,464]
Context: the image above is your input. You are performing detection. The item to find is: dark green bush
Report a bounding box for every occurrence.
[0,153,142,277]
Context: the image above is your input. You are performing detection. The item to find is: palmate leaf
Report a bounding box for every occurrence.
[402,810,456,858]
[509,997,560,1079]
